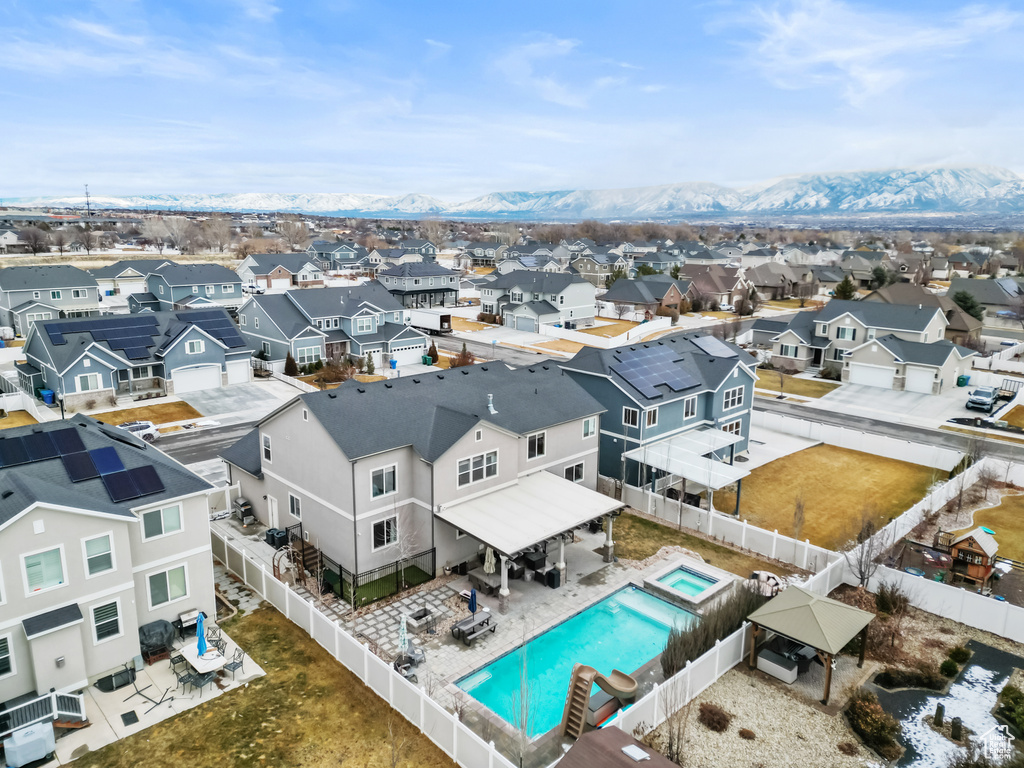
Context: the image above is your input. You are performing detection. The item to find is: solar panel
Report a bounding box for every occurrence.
[0,438,29,467]
[123,347,151,360]
[51,427,86,455]
[690,335,737,359]
[22,432,58,461]
[101,471,141,503]
[89,446,125,475]
[612,344,699,399]
[126,465,164,496]
[62,451,99,482]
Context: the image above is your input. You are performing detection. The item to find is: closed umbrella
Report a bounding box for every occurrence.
[196,612,207,656]
[399,614,409,657]
[484,547,496,574]
[468,588,478,616]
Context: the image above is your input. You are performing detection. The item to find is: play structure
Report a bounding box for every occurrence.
[559,664,638,739]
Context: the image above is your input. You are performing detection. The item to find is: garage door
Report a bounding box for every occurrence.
[905,366,935,394]
[271,278,291,290]
[516,316,536,332]
[172,365,222,394]
[390,344,426,365]
[118,279,147,295]
[226,359,251,385]
[848,363,895,389]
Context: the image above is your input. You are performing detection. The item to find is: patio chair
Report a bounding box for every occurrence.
[190,671,217,698]
[213,637,227,655]
[224,648,245,681]
[175,669,196,692]
[169,652,187,672]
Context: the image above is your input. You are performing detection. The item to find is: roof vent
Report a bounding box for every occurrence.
[412,378,420,384]
[384,383,392,388]
[356,388,365,393]
[327,392,336,398]
[1,490,12,499]
[437,374,444,379]
[481,366,488,371]
[487,394,498,415]
[462,370,469,375]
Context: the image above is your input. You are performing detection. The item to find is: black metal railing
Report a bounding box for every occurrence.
[319,549,435,609]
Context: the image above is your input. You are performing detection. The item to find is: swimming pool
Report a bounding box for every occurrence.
[657,566,718,597]
[457,586,697,738]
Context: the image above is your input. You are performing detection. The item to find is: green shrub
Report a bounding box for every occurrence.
[698,702,731,733]
[875,666,945,691]
[948,646,971,664]
[875,581,910,616]
[284,352,298,376]
[940,659,959,677]
[845,690,902,761]
[427,342,439,364]
[314,359,324,371]
[999,684,1024,733]
[738,728,755,740]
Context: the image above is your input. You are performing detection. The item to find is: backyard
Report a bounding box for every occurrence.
[75,607,451,768]
[953,491,1024,561]
[1004,405,1024,429]
[0,411,38,430]
[96,401,203,425]
[714,445,938,551]
[754,370,841,398]
[578,318,639,337]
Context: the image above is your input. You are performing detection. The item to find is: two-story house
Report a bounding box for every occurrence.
[569,251,631,287]
[398,239,438,261]
[129,264,243,313]
[18,308,252,410]
[306,241,371,273]
[237,283,426,369]
[377,263,459,308]
[631,251,686,274]
[495,254,565,275]
[601,274,694,318]
[368,249,423,272]
[480,272,596,331]
[863,283,982,345]
[677,264,750,308]
[0,266,101,337]
[561,333,757,497]
[0,415,216,707]
[220,364,622,612]
[236,253,324,290]
[461,242,508,268]
[948,528,997,589]
[89,259,175,296]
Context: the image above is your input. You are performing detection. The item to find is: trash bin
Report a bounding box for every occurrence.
[546,568,561,589]
[957,375,968,387]
[271,529,287,549]
[40,389,54,405]
[265,528,280,547]
[422,355,432,365]
[390,358,397,369]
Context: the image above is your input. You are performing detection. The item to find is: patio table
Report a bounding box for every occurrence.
[180,642,226,675]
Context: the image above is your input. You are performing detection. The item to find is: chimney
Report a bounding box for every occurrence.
[487,394,498,415]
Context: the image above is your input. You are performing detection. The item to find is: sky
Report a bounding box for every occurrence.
[1,0,1023,201]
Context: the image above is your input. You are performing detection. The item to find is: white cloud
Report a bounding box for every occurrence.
[234,0,281,21]
[735,0,1019,106]
[641,84,666,93]
[495,34,587,108]
[425,38,452,56]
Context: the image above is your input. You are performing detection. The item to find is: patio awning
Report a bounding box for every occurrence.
[747,586,874,656]
[622,428,749,491]
[435,471,624,558]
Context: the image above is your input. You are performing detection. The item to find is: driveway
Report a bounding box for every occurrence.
[180,381,295,419]
[806,382,979,428]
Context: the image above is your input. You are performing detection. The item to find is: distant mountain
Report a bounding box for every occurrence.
[9,166,1024,220]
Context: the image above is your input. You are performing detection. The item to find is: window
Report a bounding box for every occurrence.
[148,565,187,607]
[723,386,744,410]
[819,323,828,335]
[72,289,87,298]
[564,462,584,483]
[371,465,396,498]
[458,451,497,486]
[32,291,40,300]
[159,285,164,294]
[262,434,272,461]
[0,636,11,677]
[315,320,323,328]
[288,494,301,519]
[77,373,101,392]
[721,420,742,436]
[92,601,120,642]
[192,286,199,294]
[582,416,597,438]
[302,408,308,422]
[240,315,246,326]
[142,504,182,539]
[355,317,373,333]
[510,291,523,303]
[867,328,876,340]
[832,348,845,361]
[186,340,204,355]
[261,341,271,357]
[205,285,215,295]
[683,396,697,419]
[475,429,482,442]
[622,407,639,428]
[132,366,151,380]
[527,432,546,459]
[836,327,856,341]
[221,284,233,292]
[645,408,658,428]
[253,317,260,329]
[50,290,62,300]
[373,517,398,550]
[24,548,65,593]
[84,534,113,576]
[296,346,320,365]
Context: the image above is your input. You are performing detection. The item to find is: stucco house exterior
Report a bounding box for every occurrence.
[0,415,216,708]
[840,334,974,394]
[863,283,982,345]
[236,253,325,290]
[377,263,460,308]
[0,266,101,337]
[480,272,596,331]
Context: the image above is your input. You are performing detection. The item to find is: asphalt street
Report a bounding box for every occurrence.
[159,421,256,464]
[435,335,554,366]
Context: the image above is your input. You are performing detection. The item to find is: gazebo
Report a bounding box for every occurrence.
[746,586,875,704]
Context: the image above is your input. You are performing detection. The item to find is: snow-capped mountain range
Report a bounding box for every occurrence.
[9,167,1024,221]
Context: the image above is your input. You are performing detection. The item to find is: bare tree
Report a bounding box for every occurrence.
[793,494,805,560]
[143,219,168,254]
[656,675,692,765]
[205,217,233,253]
[843,508,889,587]
[614,302,632,321]
[76,227,96,257]
[50,228,69,255]
[277,220,310,251]
[386,717,408,768]
[161,217,191,252]
[507,627,536,767]
[20,227,49,255]
[420,220,448,248]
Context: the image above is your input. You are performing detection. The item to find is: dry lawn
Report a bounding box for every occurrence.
[1003,405,1024,429]
[939,424,1024,446]
[701,311,735,320]
[754,370,841,398]
[354,374,387,383]
[0,411,38,430]
[4,338,25,347]
[613,512,800,577]
[763,298,806,309]
[578,319,639,337]
[536,338,587,354]
[953,492,1024,561]
[452,317,491,332]
[96,401,203,426]
[75,607,452,768]
[714,445,937,551]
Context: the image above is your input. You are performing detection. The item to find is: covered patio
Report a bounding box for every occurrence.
[623,427,750,515]
[436,471,625,613]
[746,586,875,704]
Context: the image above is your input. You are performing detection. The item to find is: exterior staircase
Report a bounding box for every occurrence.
[0,691,87,740]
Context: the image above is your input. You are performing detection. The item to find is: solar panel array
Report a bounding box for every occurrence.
[611,345,698,399]
[690,335,737,359]
[176,311,247,349]
[44,315,160,360]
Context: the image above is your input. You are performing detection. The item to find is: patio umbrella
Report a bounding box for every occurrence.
[483,547,496,574]
[468,588,478,616]
[196,612,207,656]
[399,614,409,657]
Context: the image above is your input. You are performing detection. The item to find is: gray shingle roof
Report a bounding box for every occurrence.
[286,283,405,319]
[872,334,973,367]
[246,293,316,338]
[0,265,98,291]
[243,254,321,276]
[221,428,262,477]
[488,271,584,293]
[813,299,943,331]
[153,263,241,285]
[23,603,83,639]
[377,263,457,278]
[88,259,176,279]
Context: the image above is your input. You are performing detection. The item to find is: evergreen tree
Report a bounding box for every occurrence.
[834,275,857,300]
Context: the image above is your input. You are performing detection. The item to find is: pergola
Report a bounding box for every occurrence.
[746,586,875,704]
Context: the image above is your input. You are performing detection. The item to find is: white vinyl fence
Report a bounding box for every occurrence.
[210,529,518,768]
[537,317,674,349]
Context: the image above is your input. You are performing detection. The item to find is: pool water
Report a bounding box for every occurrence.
[657,566,718,597]
[457,586,697,737]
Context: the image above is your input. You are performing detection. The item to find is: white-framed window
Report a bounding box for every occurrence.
[819,323,828,335]
[779,344,798,358]
[159,285,164,294]
[77,373,101,392]
[192,286,199,294]
[205,285,215,296]
[50,290,62,300]
[32,291,40,300]
[261,341,271,357]
[296,345,320,365]
[355,317,373,333]
[221,284,233,292]
[92,600,121,643]
[455,528,466,540]
[288,493,301,519]
[510,291,523,303]
[83,359,91,368]
[721,419,742,436]
[23,546,66,594]
[527,432,546,460]
[186,339,204,355]
[315,320,323,329]
[622,407,639,428]
[582,416,597,438]
[302,408,308,422]
[458,451,497,487]
[142,504,182,540]
[683,396,697,419]
[240,315,247,326]
[836,327,856,340]
[0,635,13,678]
[72,289,87,298]
[645,408,658,428]
[564,462,584,483]
[372,516,398,550]
[723,386,744,410]
[254,317,260,329]
[475,429,482,442]
[83,533,114,576]
[148,564,187,608]
[132,366,151,380]
[371,465,396,498]
[867,328,876,340]
[262,434,272,461]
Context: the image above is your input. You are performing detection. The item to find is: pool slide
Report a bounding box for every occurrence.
[559,663,638,739]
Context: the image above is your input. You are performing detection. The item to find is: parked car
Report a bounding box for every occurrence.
[118,420,159,442]
[243,283,266,294]
[719,304,735,313]
[966,387,998,413]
